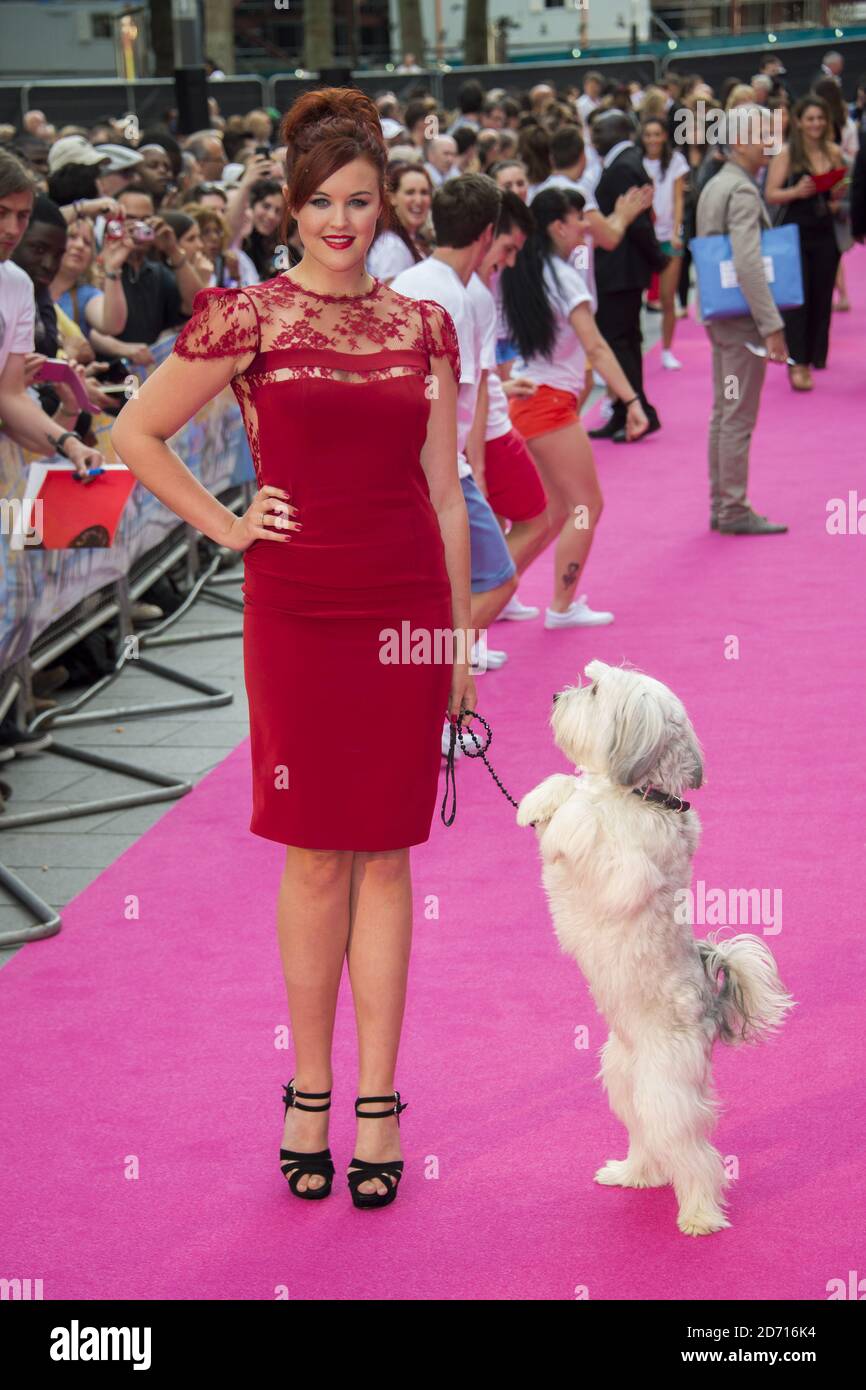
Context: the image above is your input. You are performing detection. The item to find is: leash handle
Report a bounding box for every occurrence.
[440,718,458,826]
[440,708,520,827]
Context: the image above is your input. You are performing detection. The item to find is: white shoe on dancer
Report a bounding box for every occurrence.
[496,595,540,622]
[544,595,614,629]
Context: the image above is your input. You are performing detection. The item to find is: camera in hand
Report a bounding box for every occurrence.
[100,357,133,385]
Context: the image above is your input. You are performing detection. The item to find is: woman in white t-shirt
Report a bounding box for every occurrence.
[499,185,648,629]
[641,117,689,368]
[365,161,433,283]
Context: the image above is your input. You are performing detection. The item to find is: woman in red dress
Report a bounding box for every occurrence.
[111,88,476,1209]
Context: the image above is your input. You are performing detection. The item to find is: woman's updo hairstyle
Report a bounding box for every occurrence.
[278,86,390,244]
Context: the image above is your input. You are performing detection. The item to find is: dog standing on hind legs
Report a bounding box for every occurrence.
[517,660,795,1236]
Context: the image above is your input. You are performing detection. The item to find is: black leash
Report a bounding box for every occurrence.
[441,709,520,827]
[440,709,691,827]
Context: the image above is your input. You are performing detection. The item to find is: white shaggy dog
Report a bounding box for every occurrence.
[517,660,794,1236]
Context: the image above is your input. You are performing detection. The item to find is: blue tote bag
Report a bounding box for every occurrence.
[690,223,804,321]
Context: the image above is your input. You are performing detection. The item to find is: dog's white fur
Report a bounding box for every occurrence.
[517,660,794,1236]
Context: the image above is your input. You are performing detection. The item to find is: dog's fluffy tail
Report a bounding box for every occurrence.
[698,931,795,1045]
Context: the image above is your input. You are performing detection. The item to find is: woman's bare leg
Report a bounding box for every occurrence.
[471,572,519,633]
[346,847,414,1196]
[502,510,552,575]
[277,845,353,1191]
[526,422,604,613]
[660,256,681,351]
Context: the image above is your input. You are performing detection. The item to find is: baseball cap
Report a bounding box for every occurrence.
[47,135,109,174]
[380,118,407,140]
[93,143,144,173]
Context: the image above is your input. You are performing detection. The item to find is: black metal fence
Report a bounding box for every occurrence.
[0,35,864,131]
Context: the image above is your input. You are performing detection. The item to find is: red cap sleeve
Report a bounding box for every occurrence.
[418,299,461,384]
[172,286,259,362]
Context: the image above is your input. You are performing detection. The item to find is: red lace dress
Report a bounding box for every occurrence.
[172,274,461,851]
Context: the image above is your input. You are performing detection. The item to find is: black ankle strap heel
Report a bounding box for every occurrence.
[347,1091,408,1210]
[279,1077,335,1200]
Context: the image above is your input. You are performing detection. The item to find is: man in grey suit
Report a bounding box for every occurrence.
[696,106,789,535]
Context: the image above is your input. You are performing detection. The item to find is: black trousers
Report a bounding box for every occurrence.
[678,244,692,308]
[783,225,840,368]
[594,287,659,427]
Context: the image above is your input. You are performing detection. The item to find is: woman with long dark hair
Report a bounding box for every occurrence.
[640,116,689,368]
[241,177,284,279]
[365,160,432,282]
[813,76,858,311]
[766,94,845,390]
[111,87,475,1211]
[500,186,647,629]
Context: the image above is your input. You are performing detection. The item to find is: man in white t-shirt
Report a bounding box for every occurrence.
[577,73,604,128]
[466,190,550,622]
[391,173,518,696]
[0,149,105,477]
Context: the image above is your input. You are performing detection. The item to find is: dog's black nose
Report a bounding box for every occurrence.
[552,692,560,705]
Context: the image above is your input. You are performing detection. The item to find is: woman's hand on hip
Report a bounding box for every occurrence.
[225,485,299,552]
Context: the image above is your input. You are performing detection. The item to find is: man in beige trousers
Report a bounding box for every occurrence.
[696,106,789,534]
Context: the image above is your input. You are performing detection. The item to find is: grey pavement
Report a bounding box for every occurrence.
[0,561,250,966]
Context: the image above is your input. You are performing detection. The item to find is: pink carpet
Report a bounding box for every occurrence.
[1,255,863,1301]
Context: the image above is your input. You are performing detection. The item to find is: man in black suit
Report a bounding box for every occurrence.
[757,52,791,101]
[588,111,668,443]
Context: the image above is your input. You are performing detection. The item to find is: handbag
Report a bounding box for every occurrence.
[690,223,804,320]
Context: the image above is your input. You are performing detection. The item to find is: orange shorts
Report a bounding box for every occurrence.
[508,384,578,441]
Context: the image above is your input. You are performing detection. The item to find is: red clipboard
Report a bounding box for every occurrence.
[9,463,137,550]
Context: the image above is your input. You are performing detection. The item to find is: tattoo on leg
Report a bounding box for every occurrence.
[561,561,580,592]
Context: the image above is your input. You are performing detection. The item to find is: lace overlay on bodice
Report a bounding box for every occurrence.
[173,276,460,375]
[172,276,461,484]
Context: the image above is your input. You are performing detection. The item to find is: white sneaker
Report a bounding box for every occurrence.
[496,595,540,622]
[470,641,508,671]
[441,720,463,758]
[599,395,614,421]
[661,349,682,370]
[544,594,614,628]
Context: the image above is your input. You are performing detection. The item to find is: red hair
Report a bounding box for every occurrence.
[278,87,390,243]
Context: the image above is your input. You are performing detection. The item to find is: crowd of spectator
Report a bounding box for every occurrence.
[1,49,864,795]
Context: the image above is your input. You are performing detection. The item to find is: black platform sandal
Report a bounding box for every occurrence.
[346,1090,408,1210]
[279,1078,335,1201]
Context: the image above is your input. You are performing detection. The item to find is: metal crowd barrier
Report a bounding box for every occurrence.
[0,333,256,946]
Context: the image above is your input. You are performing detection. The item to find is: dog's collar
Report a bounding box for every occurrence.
[632,785,690,813]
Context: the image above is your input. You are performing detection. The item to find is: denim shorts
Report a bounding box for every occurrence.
[460,473,517,594]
